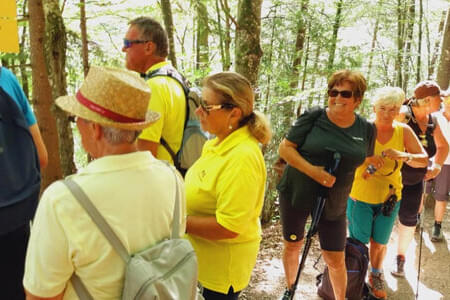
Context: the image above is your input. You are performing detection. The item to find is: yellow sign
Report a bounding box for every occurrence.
[0,0,19,53]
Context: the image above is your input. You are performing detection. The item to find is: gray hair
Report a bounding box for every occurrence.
[372,87,405,109]
[102,126,141,145]
[129,17,168,57]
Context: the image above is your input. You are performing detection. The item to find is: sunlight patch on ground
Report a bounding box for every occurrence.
[254,258,284,293]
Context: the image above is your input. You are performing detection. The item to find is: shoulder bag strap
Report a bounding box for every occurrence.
[161,161,182,239]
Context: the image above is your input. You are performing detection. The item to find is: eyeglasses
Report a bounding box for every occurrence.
[328,89,353,98]
[123,39,150,49]
[199,98,235,114]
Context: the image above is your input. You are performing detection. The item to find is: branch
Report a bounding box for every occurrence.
[219,0,238,28]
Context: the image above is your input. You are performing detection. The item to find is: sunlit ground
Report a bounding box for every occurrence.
[247,202,449,300]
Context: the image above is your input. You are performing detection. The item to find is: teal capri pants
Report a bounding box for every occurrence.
[347,197,400,245]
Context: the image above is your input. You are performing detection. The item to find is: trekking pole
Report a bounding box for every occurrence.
[416,194,427,299]
[289,152,341,300]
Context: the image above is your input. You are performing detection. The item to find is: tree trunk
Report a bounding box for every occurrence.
[235,0,263,86]
[428,11,446,79]
[326,0,343,74]
[28,0,62,189]
[301,30,310,91]
[195,0,209,70]
[80,0,89,77]
[263,5,279,113]
[436,9,450,90]
[223,0,232,71]
[290,0,308,90]
[161,0,177,69]
[416,0,423,83]
[366,4,380,85]
[396,0,406,88]
[43,0,76,178]
[215,0,226,71]
[402,0,415,91]
[19,0,30,99]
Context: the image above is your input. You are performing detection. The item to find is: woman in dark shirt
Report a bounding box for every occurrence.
[391,81,448,277]
[277,70,376,300]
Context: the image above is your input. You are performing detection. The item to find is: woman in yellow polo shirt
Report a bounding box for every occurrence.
[185,72,271,299]
[347,87,428,299]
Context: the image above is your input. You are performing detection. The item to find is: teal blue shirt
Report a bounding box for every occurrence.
[0,67,36,126]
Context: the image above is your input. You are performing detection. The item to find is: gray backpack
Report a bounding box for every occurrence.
[63,167,202,300]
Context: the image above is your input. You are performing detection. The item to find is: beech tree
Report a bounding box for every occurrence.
[235,0,263,86]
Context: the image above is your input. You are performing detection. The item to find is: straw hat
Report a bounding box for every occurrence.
[56,66,159,130]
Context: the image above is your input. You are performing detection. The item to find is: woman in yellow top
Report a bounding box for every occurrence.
[347,87,428,299]
[185,72,271,300]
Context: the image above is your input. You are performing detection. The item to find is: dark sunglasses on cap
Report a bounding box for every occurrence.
[199,98,235,114]
[327,89,353,99]
[123,39,150,49]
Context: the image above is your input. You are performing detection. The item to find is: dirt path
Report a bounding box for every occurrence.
[240,202,450,300]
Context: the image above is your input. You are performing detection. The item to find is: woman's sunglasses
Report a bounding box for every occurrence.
[327,89,353,99]
[199,98,235,114]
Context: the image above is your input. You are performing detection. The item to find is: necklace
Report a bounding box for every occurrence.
[415,118,429,147]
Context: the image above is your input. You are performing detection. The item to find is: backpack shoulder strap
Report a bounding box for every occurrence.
[62,179,130,262]
[162,161,182,239]
[141,65,190,166]
[141,65,190,97]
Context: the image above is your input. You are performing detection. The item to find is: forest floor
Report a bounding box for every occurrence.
[240,200,450,300]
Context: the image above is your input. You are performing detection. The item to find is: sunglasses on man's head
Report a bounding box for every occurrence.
[199,98,235,114]
[123,39,150,49]
[327,89,353,98]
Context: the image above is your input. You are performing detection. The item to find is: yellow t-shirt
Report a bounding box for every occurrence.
[139,61,186,163]
[185,126,266,294]
[350,121,404,204]
[23,152,186,299]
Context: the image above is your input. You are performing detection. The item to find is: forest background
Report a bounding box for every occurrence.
[1,0,450,223]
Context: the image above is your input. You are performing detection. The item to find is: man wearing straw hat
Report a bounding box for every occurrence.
[23,66,186,300]
[122,17,186,165]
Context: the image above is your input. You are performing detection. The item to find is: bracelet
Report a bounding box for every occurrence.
[433,163,442,171]
[405,153,413,162]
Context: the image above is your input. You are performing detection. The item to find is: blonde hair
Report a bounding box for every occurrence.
[372,87,405,108]
[202,72,272,145]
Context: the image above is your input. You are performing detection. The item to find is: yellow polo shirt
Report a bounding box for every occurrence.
[139,61,186,163]
[350,121,404,204]
[185,126,266,294]
[23,152,186,299]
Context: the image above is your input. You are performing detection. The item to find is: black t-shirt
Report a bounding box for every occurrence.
[277,107,376,220]
[401,109,437,185]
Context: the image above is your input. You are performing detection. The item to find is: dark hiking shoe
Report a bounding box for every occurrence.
[431,224,444,242]
[280,288,293,300]
[391,255,405,277]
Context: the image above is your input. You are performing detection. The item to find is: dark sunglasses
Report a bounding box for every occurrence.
[327,89,353,99]
[123,39,150,49]
[199,98,235,114]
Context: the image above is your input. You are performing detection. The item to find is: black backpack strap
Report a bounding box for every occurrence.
[140,65,190,168]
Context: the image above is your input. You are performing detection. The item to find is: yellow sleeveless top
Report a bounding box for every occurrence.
[350,121,404,204]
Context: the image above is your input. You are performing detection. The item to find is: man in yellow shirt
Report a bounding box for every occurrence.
[23,66,186,300]
[122,16,186,164]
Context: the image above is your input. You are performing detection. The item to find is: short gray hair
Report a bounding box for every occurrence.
[102,126,141,145]
[372,87,405,109]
